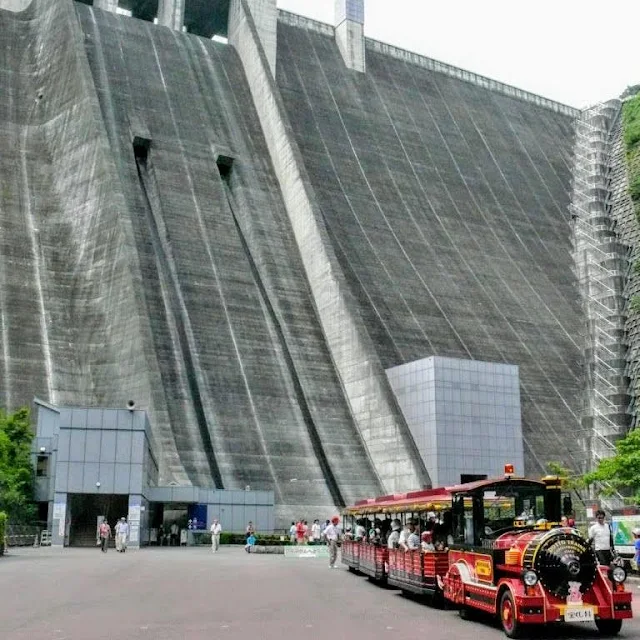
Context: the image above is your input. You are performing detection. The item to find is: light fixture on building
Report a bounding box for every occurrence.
[39,446,46,453]
[96,481,101,488]
[127,400,136,412]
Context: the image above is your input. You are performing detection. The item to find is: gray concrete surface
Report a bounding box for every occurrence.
[1,547,638,640]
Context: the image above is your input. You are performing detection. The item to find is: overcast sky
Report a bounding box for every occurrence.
[277,0,639,109]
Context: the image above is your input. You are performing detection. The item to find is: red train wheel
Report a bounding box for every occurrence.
[499,590,523,638]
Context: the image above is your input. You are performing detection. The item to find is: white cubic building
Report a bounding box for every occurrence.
[386,356,524,487]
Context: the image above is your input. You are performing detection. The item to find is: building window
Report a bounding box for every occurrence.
[36,455,49,477]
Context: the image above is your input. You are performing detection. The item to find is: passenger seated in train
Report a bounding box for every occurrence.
[421,531,435,552]
[355,519,367,541]
[343,526,353,540]
[401,522,420,551]
[434,540,447,552]
[387,519,402,549]
[424,511,438,532]
[369,527,382,545]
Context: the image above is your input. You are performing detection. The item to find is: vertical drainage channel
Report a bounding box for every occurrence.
[133,136,224,489]
[215,153,345,507]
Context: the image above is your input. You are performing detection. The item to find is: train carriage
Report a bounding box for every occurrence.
[342,467,633,637]
[342,489,451,584]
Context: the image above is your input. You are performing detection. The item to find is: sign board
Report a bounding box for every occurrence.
[284,546,329,558]
[612,515,640,556]
[53,503,66,520]
[187,504,207,530]
[129,523,139,543]
[128,505,141,520]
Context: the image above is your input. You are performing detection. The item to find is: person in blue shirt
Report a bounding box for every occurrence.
[633,528,640,573]
[245,533,256,553]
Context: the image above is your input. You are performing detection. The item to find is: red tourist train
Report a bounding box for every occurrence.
[341,467,633,637]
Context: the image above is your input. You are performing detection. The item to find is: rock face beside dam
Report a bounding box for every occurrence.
[0,0,603,520]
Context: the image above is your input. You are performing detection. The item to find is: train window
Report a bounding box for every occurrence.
[483,485,548,537]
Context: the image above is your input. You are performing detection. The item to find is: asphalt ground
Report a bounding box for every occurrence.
[1,547,639,640]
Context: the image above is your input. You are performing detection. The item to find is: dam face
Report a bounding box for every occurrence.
[2,0,632,521]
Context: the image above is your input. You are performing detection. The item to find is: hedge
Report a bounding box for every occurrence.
[0,512,6,556]
[196,532,323,546]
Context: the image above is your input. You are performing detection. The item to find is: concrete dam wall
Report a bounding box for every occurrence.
[276,22,584,474]
[0,0,600,519]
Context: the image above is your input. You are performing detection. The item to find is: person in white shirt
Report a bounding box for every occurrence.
[398,521,411,549]
[210,519,222,553]
[401,523,420,551]
[421,531,435,552]
[354,520,367,541]
[170,522,179,546]
[387,520,401,549]
[323,516,341,568]
[588,510,614,565]
[310,519,321,544]
[115,517,129,553]
[289,522,296,544]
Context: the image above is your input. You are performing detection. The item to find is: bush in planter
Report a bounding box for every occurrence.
[218,532,293,545]
[0,511,6,556]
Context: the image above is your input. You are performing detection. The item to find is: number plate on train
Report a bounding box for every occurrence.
[564,607,594,622]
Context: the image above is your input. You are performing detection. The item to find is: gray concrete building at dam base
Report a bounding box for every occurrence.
[0,0,638,518]
[33,400,275,547]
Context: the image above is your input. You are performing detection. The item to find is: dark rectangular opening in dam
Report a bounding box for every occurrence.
[185,0,230,38]
[120,0,159,23]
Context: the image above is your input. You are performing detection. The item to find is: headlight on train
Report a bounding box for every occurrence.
[611,566,626,583]
[523,569,539,586]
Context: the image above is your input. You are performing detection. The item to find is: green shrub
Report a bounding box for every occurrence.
[217,532,292,546]
[629,174,640,203]
[623,95,640,151]
[630,295,640,315]
[0,512,6,556]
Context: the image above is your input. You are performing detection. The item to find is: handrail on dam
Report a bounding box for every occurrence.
[277,9,579,118]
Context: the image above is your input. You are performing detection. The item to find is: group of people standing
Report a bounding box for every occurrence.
[97,517,129,553]
[288,519,328,545]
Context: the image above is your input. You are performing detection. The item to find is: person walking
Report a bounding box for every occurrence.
[288,521,296,545]
[98,518,111,553]
[323,516,341,568]
[210,518,222,553]
[115,517,129,553]
[632,528,640,574]
[588,510,614,565]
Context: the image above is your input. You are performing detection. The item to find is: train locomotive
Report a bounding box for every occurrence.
[342,467,633,637]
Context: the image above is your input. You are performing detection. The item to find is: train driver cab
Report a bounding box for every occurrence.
[451,474,562,548]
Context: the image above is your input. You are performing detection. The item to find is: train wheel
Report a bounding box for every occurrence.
[499,590,524,638]
[458,604,474,620]
[595,619,622,636]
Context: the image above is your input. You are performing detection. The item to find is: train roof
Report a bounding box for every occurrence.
[343,476,548,515]
[446,476,546,494]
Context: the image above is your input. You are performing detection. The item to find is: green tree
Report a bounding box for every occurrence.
[0,407,35,523]
[583,428,640,502]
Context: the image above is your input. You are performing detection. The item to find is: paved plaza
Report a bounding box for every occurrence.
[1,547,639,640]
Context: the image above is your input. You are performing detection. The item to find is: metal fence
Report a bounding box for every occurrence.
[6,522,47,547]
